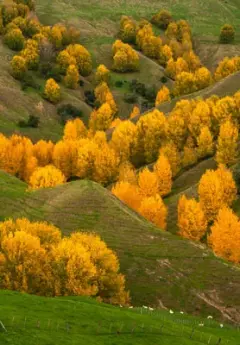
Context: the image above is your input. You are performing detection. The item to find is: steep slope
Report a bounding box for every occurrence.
[1,290,239,345]
[1,171,240,323]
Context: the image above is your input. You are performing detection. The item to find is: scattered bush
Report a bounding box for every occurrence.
[21,73,41,91]
[18,115,40,128]
[57,104,83,123]
[84,90,96,107]
[115,80,124,88]
[151,10,172,29]
[4,28,25,51]
[220,24,235,44]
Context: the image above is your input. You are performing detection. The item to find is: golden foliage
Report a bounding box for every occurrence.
[160,142,181,177]
[112,39,139,72]
[64,64,80,89]
[178,195,207,241]
[0,218,129,304]
[95,64,110,84]
[44,78,61,103]
[89,103,114,132]
[63,118,87,141]
[154,154,172,197]
[129,106,140,119]
[155,86,171,106]
[112,181,142,211]
[197,126,214,159]
[138,168,159,198]
[118,161,137,185]
[216,120,238,166]
[139,194,168,229]
[29,165,66,190]
[11,55,27,79]
[33,140,54,166]
[208,207,240,264]
[214,56,240,81]
[198,165,237,221]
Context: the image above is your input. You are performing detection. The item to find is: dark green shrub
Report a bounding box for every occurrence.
[220,24,235,43]
[57,104,82,123]
[124,92,137,103]
[18,114,39,128]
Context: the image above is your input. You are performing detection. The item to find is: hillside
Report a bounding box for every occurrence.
[1,290,240,345]
[1,170,240,323]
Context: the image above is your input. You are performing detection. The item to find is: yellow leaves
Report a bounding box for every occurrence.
[194,67,212,90]
[129,105,140,119]
[0,218,129,304]
[112,39,139,72]
[29,164,66,190]
[154,154,172,197]
[197,126,214,159]
[63,118,87,141]
[53,140,78,179]
[214,56,240,81]
[138,168,159,198]
[216,120,238,166]
[198,165,237,221]
[20,38,39,70]
[139,194,168,230]
[95,64,110,84]
[94,82,117,115]
[110,120,137,162]
[64,64,80,89]
[158,44,173,66]
[208,207,240,264]
[33,140,54,166]
[89,103,114,132]
[112,181,142,211]
[44,78,61,103]
[63,44,92,76]
[11,55,27,79]
[118,161,137,185]
[213,96,237,124]
[155,86,171,106]
[174,68,212,96]
[160,142,180,177]
[177,195,207,241]
[119,16,137,44]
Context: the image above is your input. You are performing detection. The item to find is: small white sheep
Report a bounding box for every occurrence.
[169,309,174,314]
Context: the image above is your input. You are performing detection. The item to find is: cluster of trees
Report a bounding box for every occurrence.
[214,56,240,81]
[112,40,139,72]
[112,156,171,229]
[178,165,239,264]
[1,0,92,103]
[0,218,129,304]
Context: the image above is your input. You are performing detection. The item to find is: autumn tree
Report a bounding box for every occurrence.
[4,28,25,50]
[33,140,54,166]
[220,24,235,43]
[29,165,66,190]
[112,181,142,211]
[139,194,168,230]
[155,86,171,106]
[89,103,114,132]
[11,55,27,79]
[154,154,172,196]
[197,126,214,159]
[160,142,181,177]
[198,165,237,221]
[178,195,207,241]
[20,38,39,70]
[208,207,240,263]
[44,78,61,103]
[63,118,87,141]
[112,40,139,72]
[135,109,168,164]
[182,137,198,168]
[158,44,173,66]
[95,64,110,84]
[151,10,172,29]
[194,67,212,90]
[53,140,78,179]
[216,120,238,166]
[129,105,140,119]
[142,35,162,59]
[64,64,80,89]
[212,96,237,124]
[119,16,136,44]
[94,82,117,115]
[65,44,92,76]
[138,168,159,198]
[118,161,137,185]
[214,56,240,81]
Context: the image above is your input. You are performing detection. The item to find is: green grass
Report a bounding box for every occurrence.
[35,0,240,42]
[1,170,240,323]
[0,290,239,345]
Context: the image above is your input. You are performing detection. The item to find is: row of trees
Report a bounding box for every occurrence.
[178,165,239,264]
[0,218,129,304]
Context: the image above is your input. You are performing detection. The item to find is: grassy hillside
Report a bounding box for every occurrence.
[2,291,240,345]
[1,170,240,323]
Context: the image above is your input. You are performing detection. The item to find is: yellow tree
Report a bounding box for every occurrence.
[94,82,117,115]
[95,64,110,84]
[208,207,240,264]
[216,120,238,166]
[33,140,54,166]
[182,137,198,168]
[154,154,172,196]
[64,64,80,89]
[75,139,98,179]
[194,67,212,90]
[158,44,173,66]
[66,44,92,76]
[139,194,168,230]
[168,112,187,149]
[93,144,120,185]
[89,103,114,132]
[110,120,137,162]
[212,96,237,124]
[11,55,27,79]
[197,126,214,159]
[178,195,207,241]
[135,109,168,163]
[155,86,170,106]
[160,142,181,177]
[138,168,159,198]
[118,161,137,185]
[198,166,237,221]
[112,181,142,211]
[63,118,87,141]
[29,165,66,189]
[53,140,78,179]
[44,78,61,103]
[129,105,140,119]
